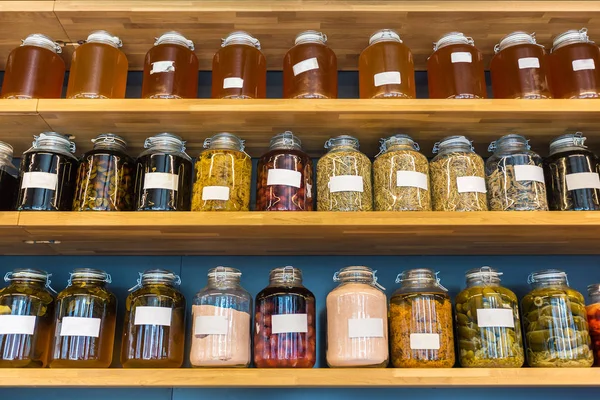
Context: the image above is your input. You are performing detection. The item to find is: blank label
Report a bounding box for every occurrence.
[144,172,179,191]
[272,314,308,334]
[293,57,319,76]
[150,61,175,74]
[202,186,230,201]
[514,165,545,183]
[329,175,364,193]
[573,59,596,71]
[223,77,244,89]
[374,71,401,87]
[451,52,472,63]
[477,308,515,328]
[21,172,57,190]
[134,306,172,326]
[566,172,600,190]
[397,171,428,190]
[457,176,487,193]
[0,315,36,335]
[194,316,228,335]
[60,317,101,337]
[267,169,302,188]
[518,57,540,69]
[348,318,384,338]
[410,333,440,350]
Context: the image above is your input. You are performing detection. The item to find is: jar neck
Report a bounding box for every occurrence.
[466,278,500,288]
[437,143,472,155]
[531,279,569,289]
[70,279,107,288]
[92,134,127,153]
[549,134,587,156]
[145,134,186,153]
[30,133,76,155]
[204,133,245,152]
[207,276,242,290]
[269,267,304,288]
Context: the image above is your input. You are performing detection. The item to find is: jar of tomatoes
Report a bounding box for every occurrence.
[587,283,600,366]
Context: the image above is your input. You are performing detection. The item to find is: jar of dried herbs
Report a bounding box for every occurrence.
[485,134,548,211]
[191,132,251,211]
[373,134,431,211]
[317,135,372,211]
[430,135,488,211]
[73,133,135,211]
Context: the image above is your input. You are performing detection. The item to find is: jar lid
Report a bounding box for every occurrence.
[333,266,385,290]
[494,31,538,53]
[270,131,302,150]
[69,268,112,285]
[269,266,303,284]
[552,28,592,52]
[465,266,503,283]
[4,268,56,293]
[129,268,181,291]
[154,31,194,50]
[22,33,62,54]
[378,134,419,156]
[295,30,327,45]
[395,268,447,291]
[527,269,568,285]
[86,30,122,48]
[488,134,530,153]
[29,132,76,155]
[369,29,402,45]
[588,283,600,297]
[324,135,360,150]
[208,266,242,279]
[91,133,128,151]
[549,132,587,155]
[433,32,474,51]
[145,132,186,152]
[203,132,245,152]
[222,31,261,49]
[0,141,14,159]
[432,135,473,154]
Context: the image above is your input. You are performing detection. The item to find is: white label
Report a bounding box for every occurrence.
[21,172,57,190]
[477,308,515,328]
[410,333,440,350]
[202,186,230,201]
[374,71,401,87]
[451,52,472,63]
[194,315,228,335]
[457,176,487,193]
[329,175,364,193]
[348,318,384,338]
[518,57,540,69]
[134,306,172,327]
[150,61,175,75]
[397,171,428,190]
[267,169,302,188]
[60,317,101,337]
[0,315,36,335]
[573,59,596,72]
[272,314,308,334]
[514,165,545,183]
[144,172,179,191]
[293,57,319,76]
[566,172,600,190]
[223,77,244,89]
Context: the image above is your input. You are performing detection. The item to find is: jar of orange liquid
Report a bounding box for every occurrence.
[66,30,128,99]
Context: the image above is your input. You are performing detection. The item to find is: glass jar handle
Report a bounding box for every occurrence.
[372,270,386,291]
[128,272,143,292]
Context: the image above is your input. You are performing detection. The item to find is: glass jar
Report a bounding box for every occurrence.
[430,135,488,211]
[190,267,252,367]
[549,28,600,99]
[134,133,193,211]
[256,131,314,211]
[17,132,78,211]
[66,30,128,99]
[1,34,65,99]
[283,30,337,99]
[491,31,552,99]
[586,284,600,366]
[0,141,19,210]
[486,134,548,211]
[49,268,117,368]
[72,133,135,211]
[0,269,55,367]
[254,267,316,368]
[373,134,431,211]
[142,31,198,99]
[212,31,266,99]
[455,267,524,368]
[359,29,416,99]
[389,269,455,368]
[326,266,388,368]
[121,269,186,368]
[522,269,593,367]
[427,32,487,99]
[544,132,600,211]
[317,135,373,211]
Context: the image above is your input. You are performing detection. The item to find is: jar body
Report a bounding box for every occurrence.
[427,44,487,99]
[283,42,337,99]
[1,45,65,99]
[142,43,199,99]
[491,43,551,99]
[359,41,416,99]
[549,43,600,99]
[67,42,128,99]
[212,44,266,99]
[0,162,18,211]
[586,299,600,366]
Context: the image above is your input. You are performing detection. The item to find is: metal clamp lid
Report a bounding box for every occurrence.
[144,132,186,152]
[128,269,181,291]
[0,141,14,159]
[203,132,246,152]
[369,29,402,45]
[333,266,386,290]
[68,268,112,287]
[433,32,474,51]
[494,31,539,53]
[549,132,587,155]
[488,134,530,152]
[527,269,569,286]
[154,31,195,50]
[91,133,128,150]
[432,135,473,154]
[86,30,122,48]
[270,131,302,150]
[208,266,242,285]
[377,134,419,157]
[22,33,62,54]
[324,135,360,150]
[32,132,76,154]
[395,268,448,291]
[465,266,503,285]
[4,269,57,294]
[222,31,261,49]
[295,30,327,45]
[552,28,593,52]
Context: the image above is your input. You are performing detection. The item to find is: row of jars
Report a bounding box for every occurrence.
[0,266,598,369]
[3,27,600,101]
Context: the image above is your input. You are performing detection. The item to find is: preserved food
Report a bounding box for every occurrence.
[522,269,593,367]
[16,132,78,211]
[283,30,337,99]
[190,267,252,367]
[317,135,372,211]
[72,133,134,211]
[191,133,251,211]
[49,268,117,368]
[359,29,415,99]
[256,131,313,211]
[121,269,185,368]
[390,269,455,368]
[326,266,388,367]
[0,141,19,210]
[586,283,600,366]
[66,30,128,99]
[1,34,65,99]
[373,134,431,211]
[142,31,198,99]
[430,135,488,211]
[212,31,266,99]
[486,134,548,211]
[427,32,486,99]
[544,132,600,211]
[254,267,316,368]
[0,269,55,367]
[455,267,524,368]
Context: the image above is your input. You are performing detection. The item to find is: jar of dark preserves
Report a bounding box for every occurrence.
[0,141,19,210]
[586,283,600,366]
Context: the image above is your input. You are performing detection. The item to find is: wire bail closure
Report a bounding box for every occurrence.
[4,271,57,294]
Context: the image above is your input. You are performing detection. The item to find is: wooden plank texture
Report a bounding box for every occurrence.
[0,100,51,155]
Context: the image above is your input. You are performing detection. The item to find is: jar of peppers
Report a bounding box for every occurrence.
[586,283,600,366]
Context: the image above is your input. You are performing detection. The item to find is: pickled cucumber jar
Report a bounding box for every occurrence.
[455,267,524,368]
[522,269,593,367]
[191,133,252,211]
[0,141,19,211]
[389,269,455,368]
[373,134,431,211]
[121,269,186,368]
[190,267,252,367]
[49,268,117,368]
[0,269,55,367]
